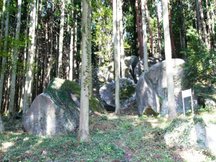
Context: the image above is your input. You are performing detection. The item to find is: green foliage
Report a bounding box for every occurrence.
[123,1,137,56]
[92,0,113,66]
[184,27,216,88]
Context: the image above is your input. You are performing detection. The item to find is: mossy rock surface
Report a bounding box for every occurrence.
[23,78,105,136]
[44,78,105,113]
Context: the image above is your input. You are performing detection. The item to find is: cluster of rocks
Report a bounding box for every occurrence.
[19,57,216,137]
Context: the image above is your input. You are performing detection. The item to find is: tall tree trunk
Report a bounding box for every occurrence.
[23,0,37,114]
[141,0,148,71]
[169,12,176,57]
[210,1,215,35]
[156,0,162,58]
[179,0,186,56]
[119,0,125,78]
[205,0,211,48]
[69,13,74,81]
[8,0,22,116]
[196,0,201,32]
[162,0,177,119]
[73,10,79,81]
[199,0,209,48]
[135,0,144,58]
[113,0,121,114]
[57,0,65,77]
[0,0,6,41]
[0,0,10,111]
[78,0,91,142]
[19,14,29,111]
[145,2,153,56]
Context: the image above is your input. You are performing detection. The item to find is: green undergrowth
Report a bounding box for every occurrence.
[1,110,216,161]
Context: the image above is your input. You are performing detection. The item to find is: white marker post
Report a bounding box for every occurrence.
[182,89,194,116]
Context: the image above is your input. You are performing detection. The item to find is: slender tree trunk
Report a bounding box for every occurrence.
[57,0,65,77]
[145,2,153,56]
[78,0,91,142]
[205,0,211,48]
[19,13,29,111]
[73,10,78,80]
[179,0,186,56]
[119,0,125,78]
[8,0,22,116]
[156,0,162,58]
[141,0,148,71]
[196,0,201,32]
[69,19,74,81]
[0,0,10,111]
[162,0,177,119]
[23,0,37,114]
[113,0,121,114]
[169,11,176,57]
[210,1,215,35]
[199,0,209,48]
[0,0,6,41]
[135,0,144,58]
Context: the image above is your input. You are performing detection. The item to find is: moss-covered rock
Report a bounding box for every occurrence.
[23,78,105,136]
[44,78,105,113]
[99,78,136,111]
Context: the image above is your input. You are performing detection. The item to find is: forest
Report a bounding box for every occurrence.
[0,0,216,161]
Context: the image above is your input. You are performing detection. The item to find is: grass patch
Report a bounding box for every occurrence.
[1,111,216,161]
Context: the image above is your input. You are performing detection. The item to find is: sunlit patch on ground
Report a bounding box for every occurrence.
[1,142,15,152]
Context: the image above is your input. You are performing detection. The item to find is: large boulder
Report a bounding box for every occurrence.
[23,78,104,136]
[164,116,216,156]
[99,78,136,111]
[136,59,185,115]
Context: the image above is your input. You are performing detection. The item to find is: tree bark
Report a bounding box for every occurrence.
[0,0,10,111]
[23,0,37,114]
[156,0,162,58]
[57,0,65,77]
[195,0,201,32]
[199,0,209,48]
[113,0,121,115]
[135,0,144,58]
[119,0,125,78]
[141,0,148,71]
[0,0,6,41]
[78,0,91,142]
[162,0,177,119]
[8,0,22,116]
[69,10,74,81]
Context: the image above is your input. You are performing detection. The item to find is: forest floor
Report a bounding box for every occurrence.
[0,107,216,162]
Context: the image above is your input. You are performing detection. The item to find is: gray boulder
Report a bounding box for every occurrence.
[164,117,216,156]
[99,78,136,111]
[23,93,79,136]
[23,78,104,136]
[136,59,185,115]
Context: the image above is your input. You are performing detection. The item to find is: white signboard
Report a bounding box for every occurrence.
[182,89,194,115]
